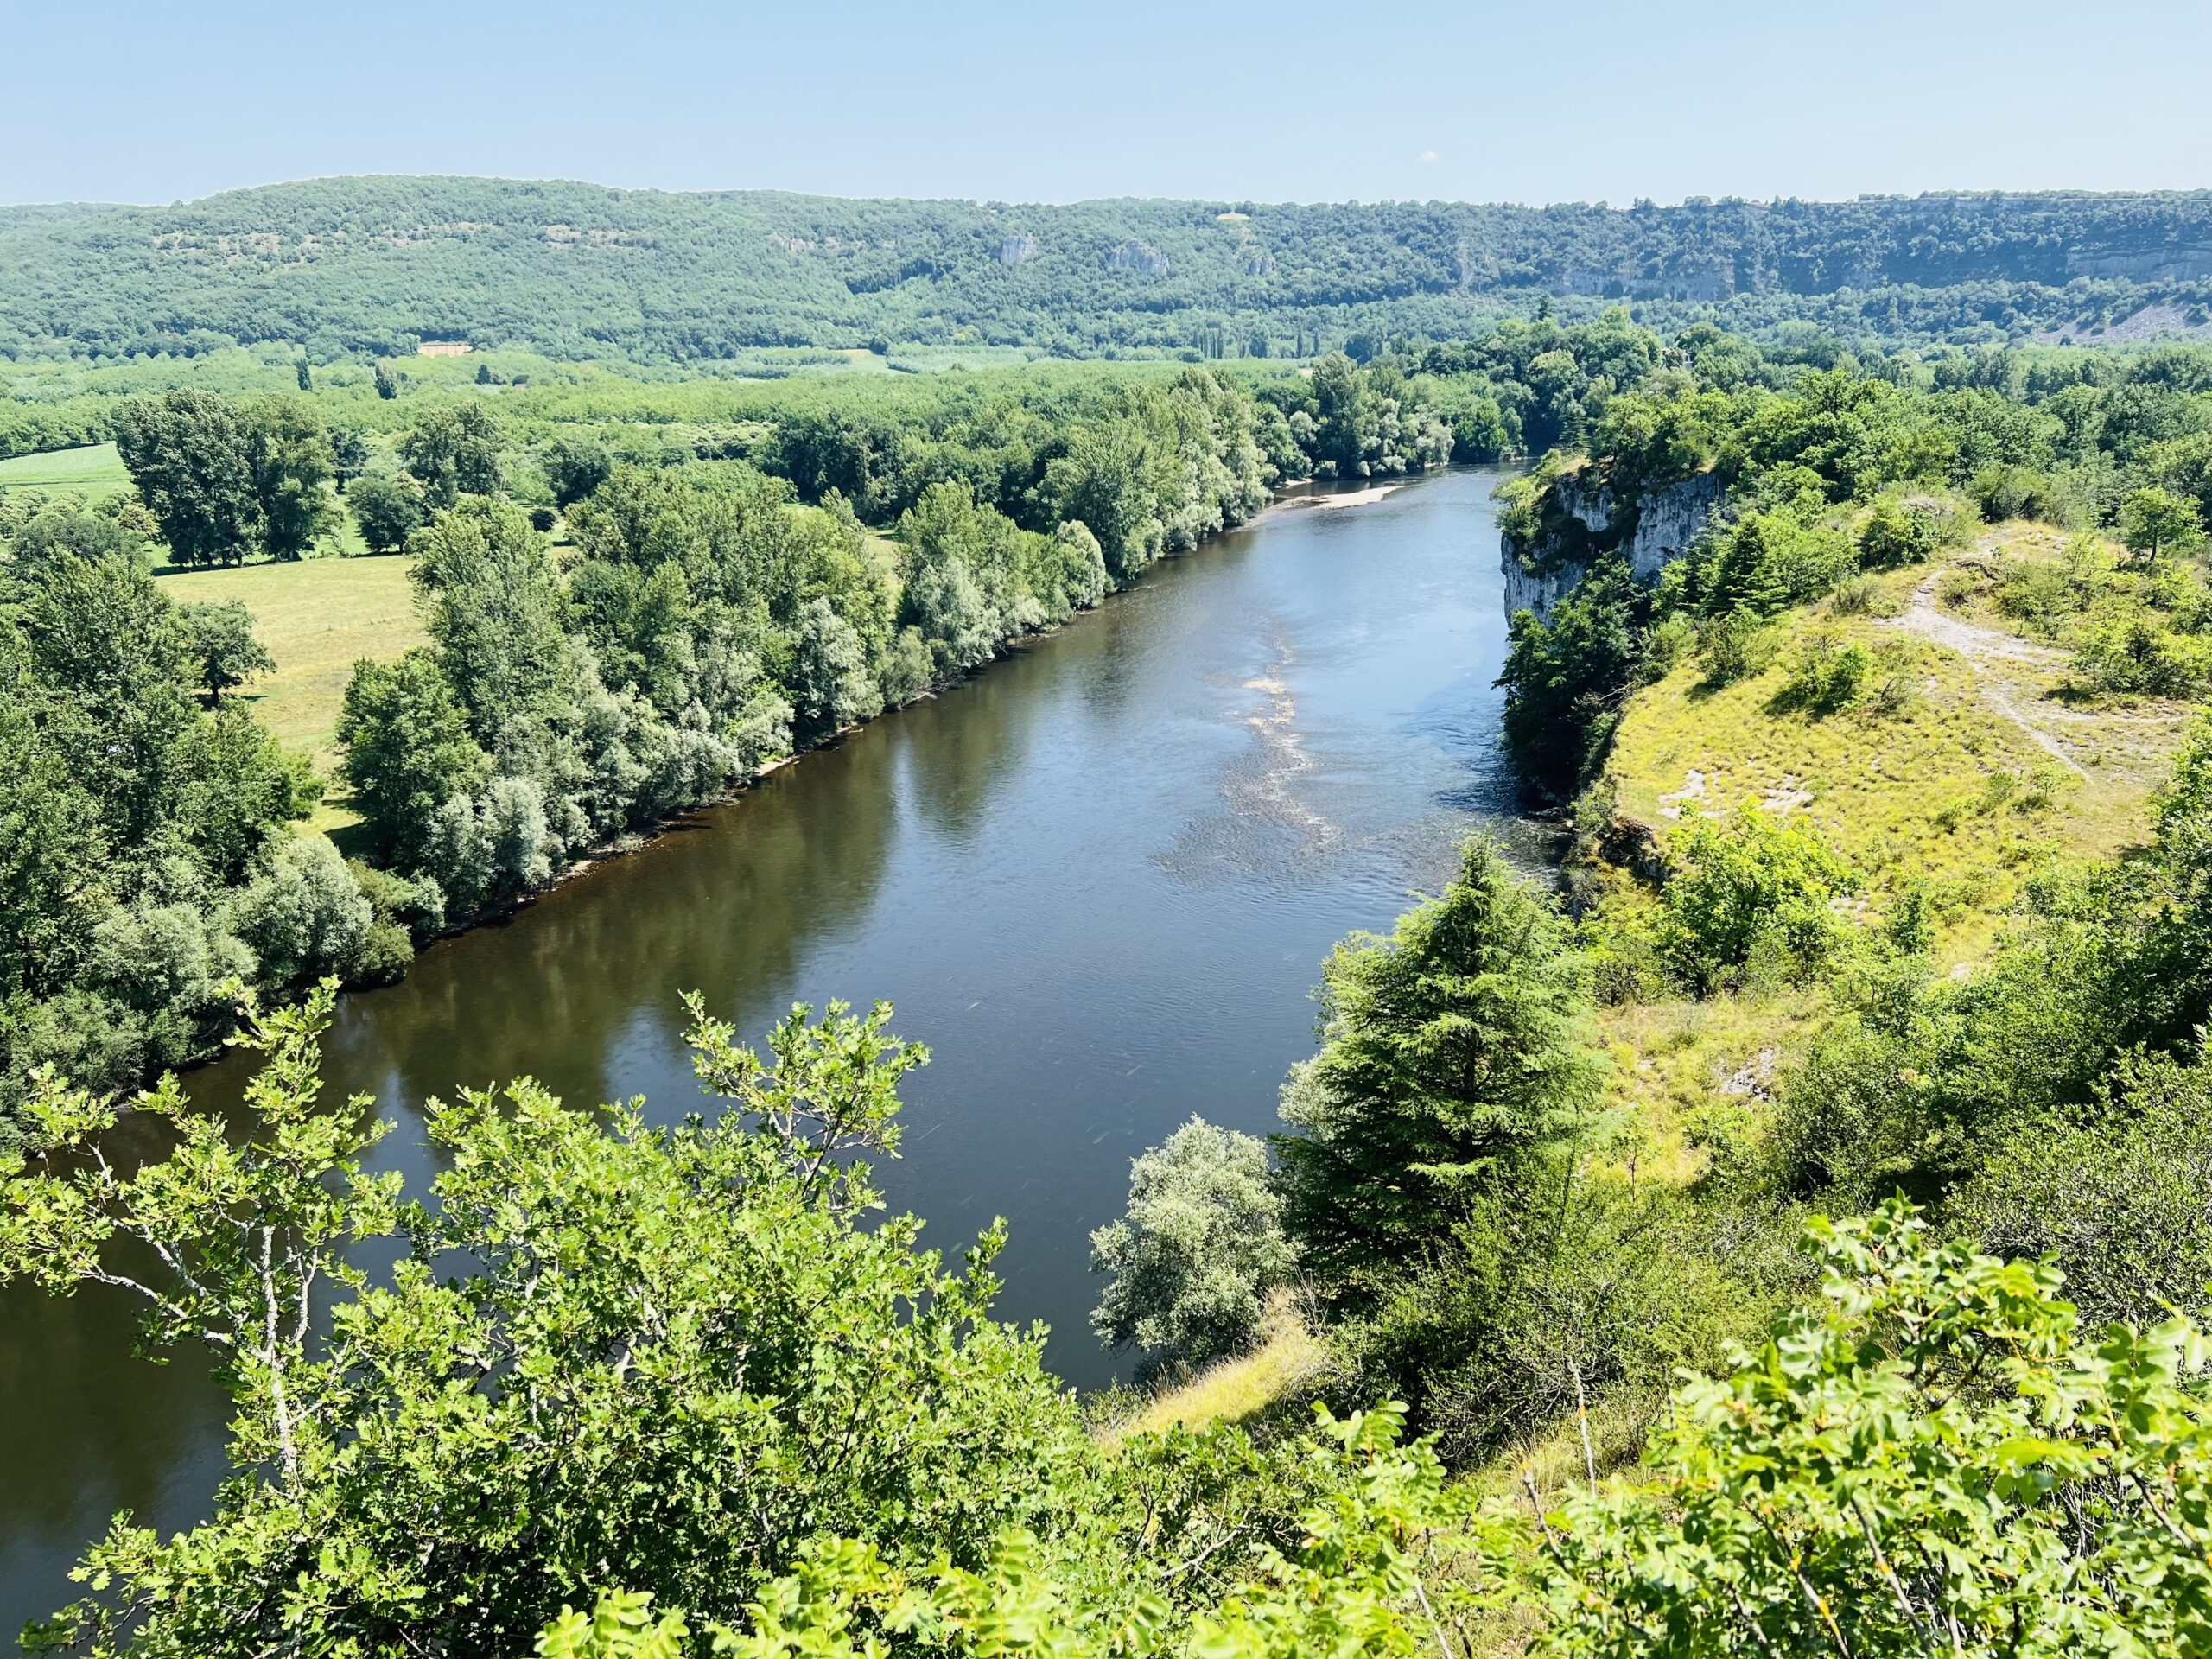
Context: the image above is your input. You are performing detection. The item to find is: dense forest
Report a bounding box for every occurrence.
[13,306,2212,1654]
[6,178,2212,364]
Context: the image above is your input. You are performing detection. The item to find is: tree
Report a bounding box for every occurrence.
[401,402,504,507]
[6,505,137,568]
[1542,1203,2212,1659]
[1275,839,1603,1284]
[173,599,275,705]
[372,360,400,401]
[225,834,377,988]
[788,594,881,742]
[1498,559,1645,800]
[410,498,578,747]
[346,472,425,555]
[336,650,488,864]
[2117,484,2204,563]
[112,390,259,567]
[543,431,614,508]
[243,396,338,560]
[1090,1116,1294,1373]
[537,1405,1494,1659]
[1656,807,1856,995]
[1,990,1092,1657]
[328,425,371,487]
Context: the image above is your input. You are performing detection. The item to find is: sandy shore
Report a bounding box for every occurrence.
[1295,482,1404,512]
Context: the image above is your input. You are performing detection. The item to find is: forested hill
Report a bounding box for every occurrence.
[9,177,2212,363]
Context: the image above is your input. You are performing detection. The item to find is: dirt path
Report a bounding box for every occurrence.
[1882,571,2088,774]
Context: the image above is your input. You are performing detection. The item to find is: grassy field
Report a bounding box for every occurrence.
[156,555,426,827]
[0,441,132,499]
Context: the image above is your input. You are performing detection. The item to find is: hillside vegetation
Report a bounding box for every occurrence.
[8,178,2212,364]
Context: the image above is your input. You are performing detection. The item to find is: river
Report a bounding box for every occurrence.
[0,465,1521,1637]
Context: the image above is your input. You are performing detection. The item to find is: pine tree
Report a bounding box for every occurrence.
[1275,838,1602,1284]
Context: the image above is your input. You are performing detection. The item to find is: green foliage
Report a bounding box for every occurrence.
[172,597,275,703]
[345,470,425,554]
[401,401,504,507]
[2118,484,2206,563]
[112,389,257,566]
[1275,840,1604,1286]
[1090,1117,1294,1376]
[1542,1201,2212,1658]
[1770,628,1875,715]
[1856,494,1946,566]
[0,547,327,1133]
[537,1403,1503,1659]
[1957,1051,2212,1331]
[113,391,338,565]
[336,649,489,865]
[1500,559,1646,799]
[1656,809,1855,995]
[28,181,2212,367]
[1342,1171,1764,1464]
[3,991,1098,1657]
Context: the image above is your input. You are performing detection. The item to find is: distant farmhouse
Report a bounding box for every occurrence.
[416,340,473,357]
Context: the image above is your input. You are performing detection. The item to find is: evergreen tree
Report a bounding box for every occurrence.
[1275,839,1602,1285]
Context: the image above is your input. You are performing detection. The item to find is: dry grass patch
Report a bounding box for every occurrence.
[1096,1294,1334,1447]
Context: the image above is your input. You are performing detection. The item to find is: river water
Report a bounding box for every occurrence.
[0,466,1518,1637]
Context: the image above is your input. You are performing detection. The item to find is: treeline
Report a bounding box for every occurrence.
[9,176,2212,364]
[0,530,358,1154]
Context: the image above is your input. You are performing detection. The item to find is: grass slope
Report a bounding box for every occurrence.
[1590,524,2201,1166]
[0,441,130,499]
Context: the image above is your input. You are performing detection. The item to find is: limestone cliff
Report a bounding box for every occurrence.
[1501,470,1724,617]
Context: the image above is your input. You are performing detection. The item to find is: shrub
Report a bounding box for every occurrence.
[1771,630,1873,715]
[225,835,376,989]
[1656,808,1855,995]
[1089,1116,1294,1375]
[1695,609,1777,688]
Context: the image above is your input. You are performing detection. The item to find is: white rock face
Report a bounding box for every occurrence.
[1499,471,1723,617]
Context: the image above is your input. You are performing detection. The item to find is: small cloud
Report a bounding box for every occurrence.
[1417,149,1438,163]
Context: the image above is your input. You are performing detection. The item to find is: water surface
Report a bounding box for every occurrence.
[0,467,1519,1636]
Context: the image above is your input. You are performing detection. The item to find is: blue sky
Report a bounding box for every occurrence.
[4,0,2209,207]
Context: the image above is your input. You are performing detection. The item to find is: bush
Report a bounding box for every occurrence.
[226,835,377,989]
[1089,1116,1294,1375]
[1967,462,2074,526]
[2074,605,2212,697]
[1770,630,1873,715]
[1857,496,1942,567]
[1656,808,1855,995]
[1695,609,1777,688]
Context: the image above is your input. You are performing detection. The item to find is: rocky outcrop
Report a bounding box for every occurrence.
[1500,470,1724,618]
[1106,241,1170,276]
[998,235,1036,266]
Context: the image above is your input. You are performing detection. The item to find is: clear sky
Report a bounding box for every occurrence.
[4,0,2209,208]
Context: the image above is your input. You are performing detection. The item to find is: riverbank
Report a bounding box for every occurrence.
[394,472,1462,955]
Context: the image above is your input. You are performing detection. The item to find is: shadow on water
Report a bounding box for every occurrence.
[0,467,1522,1637]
